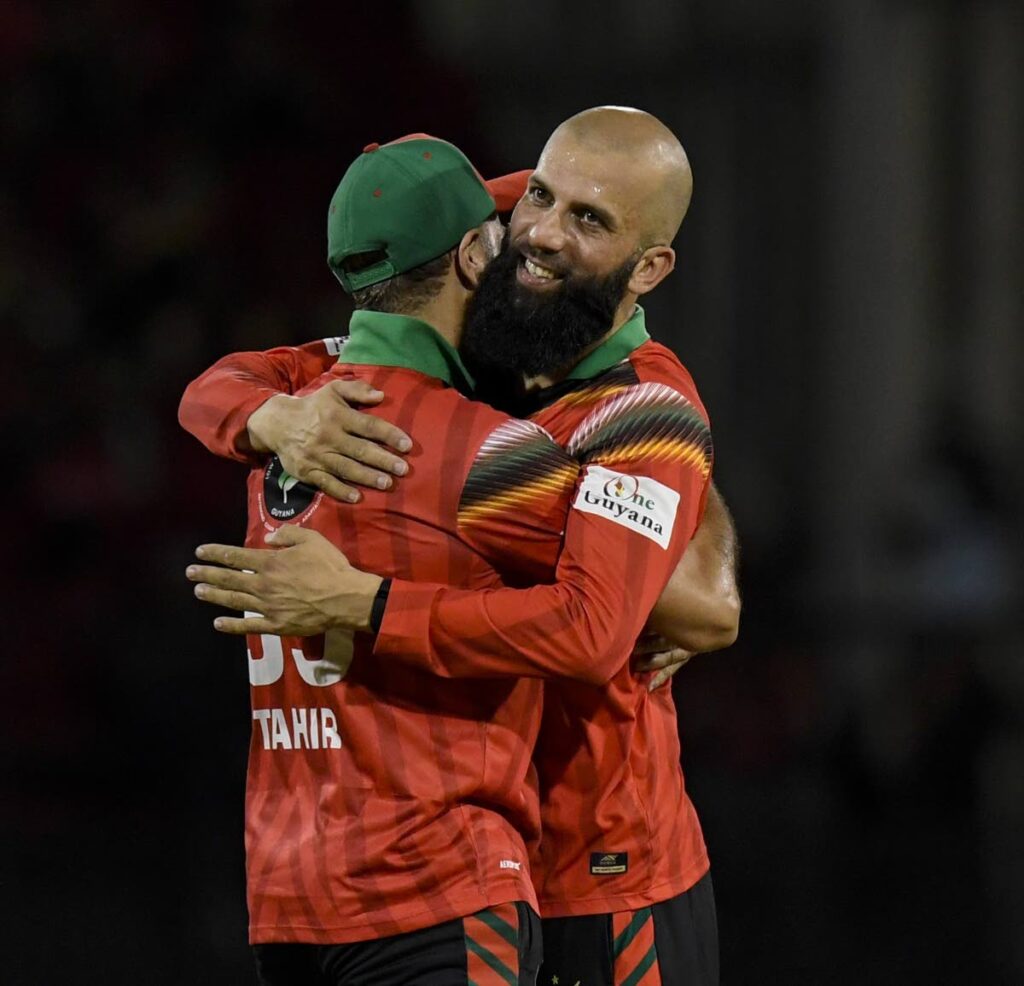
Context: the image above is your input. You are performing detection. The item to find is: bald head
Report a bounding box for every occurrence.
[543,106,693,245]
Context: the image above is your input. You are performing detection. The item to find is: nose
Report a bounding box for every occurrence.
[527,207,566,254]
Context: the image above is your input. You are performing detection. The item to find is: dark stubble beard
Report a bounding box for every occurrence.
[460,241,637,386]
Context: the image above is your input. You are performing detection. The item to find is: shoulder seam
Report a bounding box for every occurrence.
[565,381,712,475]
[457,419,577,530]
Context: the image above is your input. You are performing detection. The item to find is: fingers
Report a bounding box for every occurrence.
[320,450,402,493]
[192,584,265,613]
[275,454,367,501]
[212,615,277,635]
[335,434,410,478]
[195,543,272,571]
[643,655,692,692]
[632,633,673,657]
[335,401,412,454]
[305,470,360,504]
[296,436,410,495]
[186,564,257,592]
[634,647,693,672]
[647,654,693,691]
[649,667,677,691]
[328,379,385,405]
[264,525,321,548]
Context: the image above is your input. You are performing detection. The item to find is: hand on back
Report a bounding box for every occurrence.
[247,379,412,503]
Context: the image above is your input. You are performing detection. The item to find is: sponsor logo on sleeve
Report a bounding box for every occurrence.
[590,851,629,875]
[572,465,679,549]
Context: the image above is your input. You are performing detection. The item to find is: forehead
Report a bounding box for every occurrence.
[533,134,643,227]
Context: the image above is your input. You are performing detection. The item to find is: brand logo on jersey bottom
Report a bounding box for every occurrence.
[573,465,679,549]
[589,851,628,875]
[263,456,318,520]
[499,859,522,871]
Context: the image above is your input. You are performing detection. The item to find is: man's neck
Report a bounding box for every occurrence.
[522,295,639,392]
[409,282,465,352]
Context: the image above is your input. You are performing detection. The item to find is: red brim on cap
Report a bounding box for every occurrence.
[485,170,532,213]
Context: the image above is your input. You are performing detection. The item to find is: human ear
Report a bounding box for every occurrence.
[455,226,490,289]
[628,246,676,297]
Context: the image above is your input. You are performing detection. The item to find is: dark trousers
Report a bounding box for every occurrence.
[540,871,719,985]
[253,900,542,986]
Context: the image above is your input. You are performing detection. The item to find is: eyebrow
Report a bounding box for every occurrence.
[530,175,618,232]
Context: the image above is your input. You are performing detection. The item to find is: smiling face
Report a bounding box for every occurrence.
[511,135,645,302]
[461,229,639,384]
[461,107,693,387]
[507,109,691,324]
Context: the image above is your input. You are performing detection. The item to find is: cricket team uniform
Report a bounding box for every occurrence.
[236,310,579,983]
[180,307,719,985]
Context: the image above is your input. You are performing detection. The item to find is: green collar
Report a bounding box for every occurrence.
[565,305,651,380]
[342,310,475,394]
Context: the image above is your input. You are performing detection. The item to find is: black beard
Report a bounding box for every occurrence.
[461,244,635,386]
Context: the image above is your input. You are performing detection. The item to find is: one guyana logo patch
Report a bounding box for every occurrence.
[573,465,680,550]
[263,457,317,520]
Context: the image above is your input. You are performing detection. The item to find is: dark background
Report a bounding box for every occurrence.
[4,1,1022,983]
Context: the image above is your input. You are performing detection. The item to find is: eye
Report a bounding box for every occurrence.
[529,185,550,204]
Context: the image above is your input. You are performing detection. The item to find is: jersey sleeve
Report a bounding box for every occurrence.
[177,338,343,463]
[375,381,713,685]
[454,418,579,586]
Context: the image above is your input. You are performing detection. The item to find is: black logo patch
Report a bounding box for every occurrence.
[263,457,317,520]
[590,852,628,875]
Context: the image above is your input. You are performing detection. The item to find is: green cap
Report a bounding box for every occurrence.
[327,134,498,293]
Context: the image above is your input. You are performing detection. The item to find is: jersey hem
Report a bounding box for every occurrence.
[536,853,710,919]
[248,883,536,945]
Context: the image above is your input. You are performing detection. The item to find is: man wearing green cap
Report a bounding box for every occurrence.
[187,135,586,985]
[184,111,737,986]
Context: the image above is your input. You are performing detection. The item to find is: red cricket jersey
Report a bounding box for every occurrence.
[178,305,713,922]
[532,332,713,916]
[375,309,714,916]
[227,311,577,943]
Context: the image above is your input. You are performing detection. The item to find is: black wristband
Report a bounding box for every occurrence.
[369,578,392,634]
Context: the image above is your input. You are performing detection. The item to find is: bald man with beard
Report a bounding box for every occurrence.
[463,106,694,386]
[183,108,734,986]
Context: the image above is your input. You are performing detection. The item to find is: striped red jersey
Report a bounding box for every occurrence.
[232,312,577,944]
[178,305,714,921]
[376,309,714,916]
[528,336,713,917]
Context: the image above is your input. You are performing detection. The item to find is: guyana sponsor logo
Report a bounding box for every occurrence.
[263,456,318,520]
[572,465,679,549]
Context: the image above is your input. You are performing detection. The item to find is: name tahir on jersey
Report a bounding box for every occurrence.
[253,707,342,750]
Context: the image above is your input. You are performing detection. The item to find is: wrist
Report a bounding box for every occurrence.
[328,571,383,633]
[247,394,291,454]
